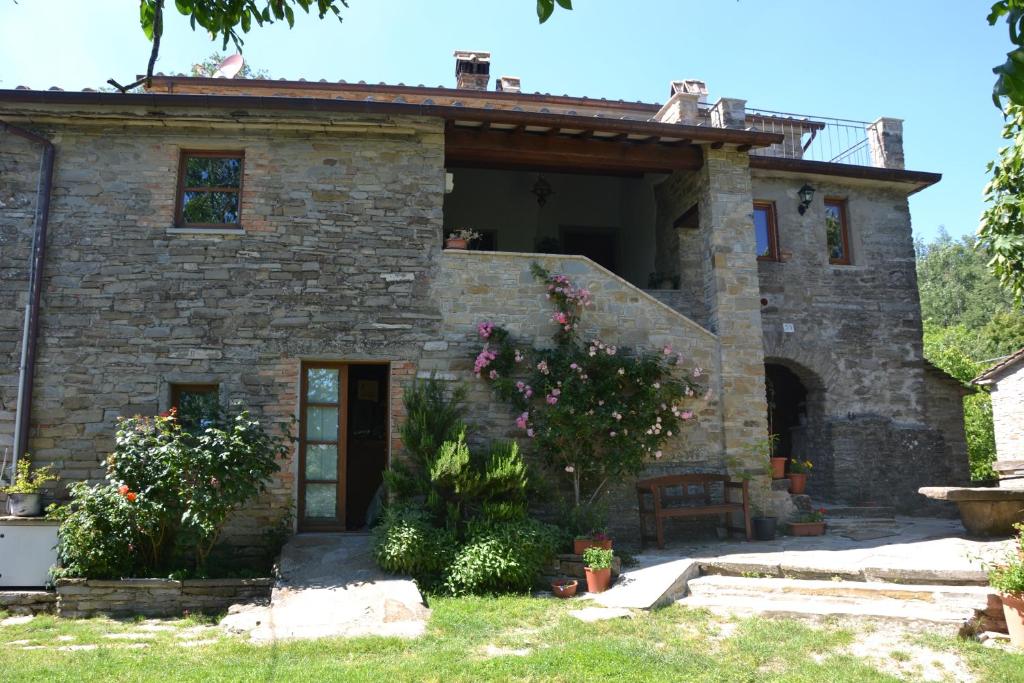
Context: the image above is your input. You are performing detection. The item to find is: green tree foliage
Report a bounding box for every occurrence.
[917,231,1024,480]
[983,3,1024,303]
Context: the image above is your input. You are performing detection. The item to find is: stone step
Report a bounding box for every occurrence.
[820,504,896,519]
[680,575,994,627]
[697,560,988,586]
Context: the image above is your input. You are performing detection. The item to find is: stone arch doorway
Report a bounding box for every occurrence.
[766,363,807,461]
[764,359,829,495]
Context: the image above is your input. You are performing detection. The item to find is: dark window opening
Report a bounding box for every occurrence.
[175,150,244,228]
[170,383,220,429]
[825,198,851,265]
[753,201,779,261]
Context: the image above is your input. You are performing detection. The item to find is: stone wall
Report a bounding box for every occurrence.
[991,361,1024,461]
[751,172,969,509]
[0,590,56,615]
[427,250,724,539]
[0,110,445,547]
[54,578,272,618]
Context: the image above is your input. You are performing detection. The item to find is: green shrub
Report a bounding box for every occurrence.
[50,406,289,579]
[443,518,559,595]
[50,483,159,580]
[989,556,1024,596]
[582,546,614,571]
[373,507,455,586]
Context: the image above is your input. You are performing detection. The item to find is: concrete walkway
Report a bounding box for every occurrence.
[596,517,1016,610]
[221,534,429,642]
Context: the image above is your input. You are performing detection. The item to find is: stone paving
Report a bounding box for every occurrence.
[597,517,1017,610]
[220,533,430,643]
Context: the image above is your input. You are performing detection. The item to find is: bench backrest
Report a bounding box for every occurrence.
[636,474,732,507]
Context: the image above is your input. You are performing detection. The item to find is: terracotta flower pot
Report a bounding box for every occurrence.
[584,567,612,594]
[551,579,578,599]
[1002,592,1024,648]
[788,473,807,494]
[770,457,787,479]
[573,538,613,555]
[445,238,468,250]
[788,521,826,537]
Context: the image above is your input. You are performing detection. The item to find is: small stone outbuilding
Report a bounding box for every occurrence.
[974,347,1024,488]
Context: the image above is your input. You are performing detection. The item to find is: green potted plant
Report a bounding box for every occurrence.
[988,525,1024,648]
[582,546,614,594]
[3,458,58,517]
[788,458,812,494]
[444,228,481,250]
[788,508,826,537]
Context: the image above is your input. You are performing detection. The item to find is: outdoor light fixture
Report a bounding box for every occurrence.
[797,184,815,215]
[531,175,554,207]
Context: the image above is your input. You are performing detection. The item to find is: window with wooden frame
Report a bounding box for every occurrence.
[169,383,219,427]
[300,364,347,529]
[175,150,244,228]
[752,201,779,261]
[824,198,851,265]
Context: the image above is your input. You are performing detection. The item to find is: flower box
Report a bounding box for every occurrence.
[788,521,826,537]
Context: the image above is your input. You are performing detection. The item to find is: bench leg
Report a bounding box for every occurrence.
[742,485,752,541]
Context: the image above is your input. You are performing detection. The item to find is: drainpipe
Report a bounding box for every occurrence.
[1,121,55,481]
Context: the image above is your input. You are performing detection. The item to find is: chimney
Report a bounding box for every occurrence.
[496,76,521,93]
[454,50,491,91]
[670,79,708,106]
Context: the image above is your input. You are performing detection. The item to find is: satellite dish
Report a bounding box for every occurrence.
[212,54,244,79]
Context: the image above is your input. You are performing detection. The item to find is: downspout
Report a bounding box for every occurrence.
[1,121,55,481]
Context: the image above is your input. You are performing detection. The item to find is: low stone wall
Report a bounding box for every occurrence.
[55,578,273,618]
[0,590,57,615]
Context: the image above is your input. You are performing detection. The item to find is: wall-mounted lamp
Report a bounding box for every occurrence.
[797,184,815,215]
[531,175,554,207]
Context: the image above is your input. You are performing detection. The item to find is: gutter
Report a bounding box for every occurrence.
[1,120,55,480]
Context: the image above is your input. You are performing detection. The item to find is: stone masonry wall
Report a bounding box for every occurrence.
[0,111,445,548]
[991,361,1024,461]
[751,172,969,509]
[426,251,723,539]
[54,578,272,618]
[0,129,39,461]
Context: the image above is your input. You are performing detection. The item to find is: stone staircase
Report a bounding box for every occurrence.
[819,503,900,540]
[680,574,998,627]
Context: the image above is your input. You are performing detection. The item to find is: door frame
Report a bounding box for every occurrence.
[297,360,391,533]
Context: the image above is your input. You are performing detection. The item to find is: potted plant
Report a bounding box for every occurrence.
[445,228,481,250]
[788,508,827,536]
[988,529,1024,648]
[550,578,578,598]
[788,458,812,494]
[3,458,58,517]
[752,515,778,541]
[582,546,614,594]
[573,530,612,555]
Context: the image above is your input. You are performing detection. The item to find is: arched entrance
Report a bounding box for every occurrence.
[763,358,830,497]
[765,363,808,461]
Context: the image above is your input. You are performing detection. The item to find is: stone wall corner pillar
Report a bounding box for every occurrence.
[709,97,748,130]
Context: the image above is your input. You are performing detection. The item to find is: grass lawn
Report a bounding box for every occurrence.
[1,597,1022,682]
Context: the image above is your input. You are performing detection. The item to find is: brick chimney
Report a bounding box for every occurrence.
[454,50,491,91]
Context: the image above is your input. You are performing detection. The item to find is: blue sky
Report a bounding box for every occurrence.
[0,1,1007,242]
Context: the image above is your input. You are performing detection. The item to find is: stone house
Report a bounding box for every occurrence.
[974,348,1024,488]
[0,50,968,547]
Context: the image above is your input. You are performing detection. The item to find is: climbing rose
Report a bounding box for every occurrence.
[477,321,494,339]
[118,484,129,496]
[125,491,137,502]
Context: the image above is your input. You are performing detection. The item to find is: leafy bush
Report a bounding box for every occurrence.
[51,406,289,578]
[50,483,158,580]
[581,546,614,571]
[989,555,1024,597]
[444,518,559,595]
[2,457,58,494]
[373,507,455,586]
[376,377,558,595]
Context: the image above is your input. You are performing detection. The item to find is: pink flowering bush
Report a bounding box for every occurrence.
[474,263,706,507]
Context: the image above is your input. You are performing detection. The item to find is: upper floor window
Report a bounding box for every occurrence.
[175,151,243,228]
[825,198,851,265]
[753,201,779,261]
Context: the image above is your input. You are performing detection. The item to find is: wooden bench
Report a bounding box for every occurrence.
[636,474,752,548]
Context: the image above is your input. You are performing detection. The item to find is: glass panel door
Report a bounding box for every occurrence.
[300,364,348,530]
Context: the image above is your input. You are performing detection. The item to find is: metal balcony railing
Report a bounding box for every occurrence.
[745,108,875,167]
